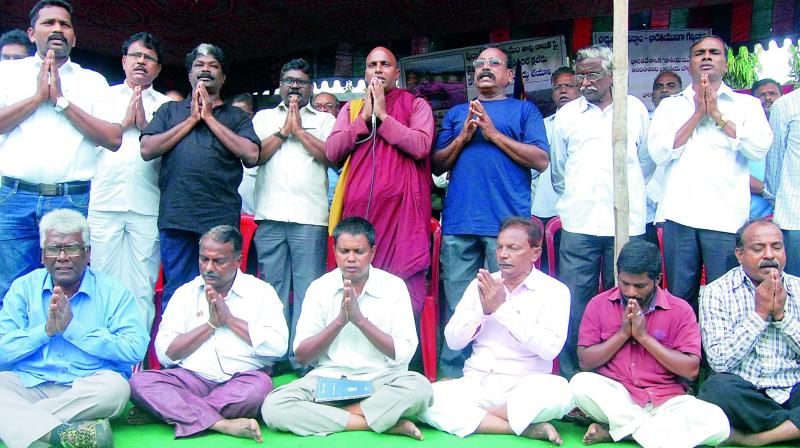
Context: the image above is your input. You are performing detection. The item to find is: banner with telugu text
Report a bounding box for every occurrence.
[593,29,710,112]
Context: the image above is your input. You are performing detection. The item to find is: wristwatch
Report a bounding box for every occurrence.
[716,114,728,130]
[54,96,70,113]
[274,130,288,142]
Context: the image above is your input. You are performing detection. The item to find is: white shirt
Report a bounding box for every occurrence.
[155,272,289,383]
[648,83,772,233]
[0,55,111,183]
[252,102,335,226]
[295,267,418,381]
[445,267,570,377]
[766,89,800,230]
[531,114,559,218]
[90,83,171,215]
[551,95,653,236]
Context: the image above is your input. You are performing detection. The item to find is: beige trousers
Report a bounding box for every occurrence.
[262,370,433,436]
[0,370,130,448]
[570,372,730,448]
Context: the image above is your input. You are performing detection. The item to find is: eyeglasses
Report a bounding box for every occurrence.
[43,243,87,259]
[314,102,337,111]
[574,72,608,83]
[126,52,158,63]
[472,57,504,69]
[281,77,312,87]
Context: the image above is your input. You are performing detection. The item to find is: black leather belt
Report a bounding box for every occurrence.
[1,177,91,196]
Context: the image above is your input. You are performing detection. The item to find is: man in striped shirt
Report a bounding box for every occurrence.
[699,219,800,446]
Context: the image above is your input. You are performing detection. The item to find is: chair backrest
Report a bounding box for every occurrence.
[544,216,562,278]
[429,218,442,300]
[656,226,669,290]
[530,216,544,271]
[239,214,257,272]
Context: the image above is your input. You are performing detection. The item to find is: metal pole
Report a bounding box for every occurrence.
[611,0,630,284]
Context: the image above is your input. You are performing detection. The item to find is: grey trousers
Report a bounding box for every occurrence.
[439,234,499,378]
[261,370,433,435]
[254,220,328,370]
[0,370,130,448]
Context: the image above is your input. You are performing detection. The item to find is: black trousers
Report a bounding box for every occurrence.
[698,373,800,434]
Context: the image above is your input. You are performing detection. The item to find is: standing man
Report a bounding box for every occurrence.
[550,45,653,379]
[433,47,550,377]
[0,29,32,60]
[88,32,170,329]
[532,66,579,273]
[326,46,435,316]
[0,0,123,303]
[649,35,772,312]
[129,225,287,442]
[140,43,260,308]
[766,88,800,276]
[570,240,729,447]
[698,220,800,446]
[262,217,433,439]
[313,91,342,205]
[251,58,335,373]
[0,209,148,448]
[752,78,782,119]
[420,217,573,444]
[650,70,682,114]
[748,79,781,220]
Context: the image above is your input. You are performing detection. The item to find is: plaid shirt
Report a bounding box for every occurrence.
[766,89,800,230]
[700,266,800,403]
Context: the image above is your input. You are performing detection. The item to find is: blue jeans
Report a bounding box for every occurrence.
[784,230,800,277]
[0,182,90,306]
[439,234,498,378]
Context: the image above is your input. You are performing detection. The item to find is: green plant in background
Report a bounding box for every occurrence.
[788,41,800,87]
[724,45,762,89]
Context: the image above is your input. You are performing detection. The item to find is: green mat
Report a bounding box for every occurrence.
[2,374,795,447]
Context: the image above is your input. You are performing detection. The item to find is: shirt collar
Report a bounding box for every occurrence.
[334,266,383,299]
[33,53,75,73]
[278,101,319,115]
[734,265,797,296]
[679,82,735,100]
[120,82,158,98]
[576,95,612,113]
[199,270,244,300]
[42,266,94,299]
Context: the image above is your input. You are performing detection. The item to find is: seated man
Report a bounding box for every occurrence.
[0,209,149,448]
[699,219,800,446]
[420,217,573,445]
[130,225,288,442]
[262,217,433,439]
[570,240,729,447]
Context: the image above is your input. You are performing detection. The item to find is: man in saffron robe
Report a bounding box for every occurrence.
[326,46,435,315]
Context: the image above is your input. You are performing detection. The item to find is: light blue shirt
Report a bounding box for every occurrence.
[0,267,149,387]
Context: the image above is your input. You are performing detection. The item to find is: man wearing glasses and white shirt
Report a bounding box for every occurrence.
[89,32,170,330]
[433,46,550,378]
[251,58,335,374]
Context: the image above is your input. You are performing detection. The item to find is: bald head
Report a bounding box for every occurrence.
[365,46,400,93]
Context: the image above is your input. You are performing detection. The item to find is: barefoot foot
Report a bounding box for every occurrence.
[583,423,612,445]
[522,422,563,445]
[387,419,424,440]
[211,418,263,443]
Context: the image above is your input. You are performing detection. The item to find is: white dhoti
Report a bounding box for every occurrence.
[570,372,730,448]
[420,372,574,437]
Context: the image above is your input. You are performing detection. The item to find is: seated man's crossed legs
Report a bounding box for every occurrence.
[420,372,573,444]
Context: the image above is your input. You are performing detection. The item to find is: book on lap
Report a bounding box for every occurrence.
[314,376,373,402]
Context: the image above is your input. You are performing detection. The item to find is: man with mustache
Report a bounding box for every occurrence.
[550,45,653,379]
[570,240,729,447]
[0,209,148,448]
[251,58,335,375]
[0,0,123,304]
[140,43,260,309]
[87,32,170,331]
[434,46,549,377]
[532,67,580,273]
[698,219,800,446]
[747,78,781,221]
[420,217,573,445]
[129,225,287,443]
[648,35,772,314]
[326,46,435,317]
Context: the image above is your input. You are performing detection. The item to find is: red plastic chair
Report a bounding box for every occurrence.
[544,216,562,278]
[420,218,442,382]
[239,214,257,272]
[656,226,706,289]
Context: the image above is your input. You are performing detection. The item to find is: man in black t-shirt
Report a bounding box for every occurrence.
[141,43,260,308]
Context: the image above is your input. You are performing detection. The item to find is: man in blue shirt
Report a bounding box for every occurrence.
[432,46,550,377]
[0,209,148,448]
